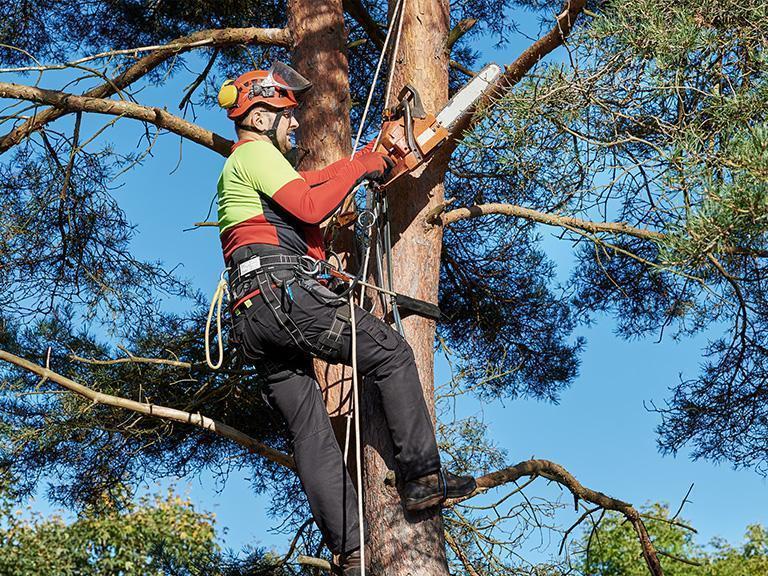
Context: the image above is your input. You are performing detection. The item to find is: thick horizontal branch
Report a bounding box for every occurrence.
[449,459,663,576]
[0,349,294,469]
[438,202,665,241]
[0,83,233,156]
[0,26,289,154]
[435,202,768,258]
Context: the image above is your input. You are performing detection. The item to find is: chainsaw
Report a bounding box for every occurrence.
[374,62,503,186]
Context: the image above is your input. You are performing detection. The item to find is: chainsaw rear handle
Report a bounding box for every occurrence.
[402,99,422,162]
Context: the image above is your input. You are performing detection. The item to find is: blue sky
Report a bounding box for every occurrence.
[8,3,768,567]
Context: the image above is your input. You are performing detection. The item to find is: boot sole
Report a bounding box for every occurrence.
[447,480,477,500]
[403,493,446,512]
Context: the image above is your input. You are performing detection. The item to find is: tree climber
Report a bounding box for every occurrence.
[216,62,476,575]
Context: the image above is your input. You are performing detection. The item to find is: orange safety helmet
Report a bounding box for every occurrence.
[218,62,311,120]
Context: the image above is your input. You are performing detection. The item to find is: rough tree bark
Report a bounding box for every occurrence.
[292,0,453,572]
[360,0,452,574]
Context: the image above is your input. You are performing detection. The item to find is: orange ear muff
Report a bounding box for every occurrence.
[217,80,238,109]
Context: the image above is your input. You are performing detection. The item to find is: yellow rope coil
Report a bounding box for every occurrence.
[205,273,229,370]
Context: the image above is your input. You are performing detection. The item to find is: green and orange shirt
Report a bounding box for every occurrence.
[217,140,370,264]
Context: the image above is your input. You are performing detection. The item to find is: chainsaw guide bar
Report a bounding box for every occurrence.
[375,63,503,186]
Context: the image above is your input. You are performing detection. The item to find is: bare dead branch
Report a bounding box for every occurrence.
[671,483,694,521]
[435,202,768,258]
[0,83,233,156]
[655,549,702,567]
[639,513,697,534]
[281,518,314,565]
[559,505,601,555]
[179,48,220,110]
[445,529,481,576]
[69,353,193,369]
[0,349,294,469]
[0,30,288,74]
[60,112,82,199]
[0,27,289,154]
[447,459,664,576]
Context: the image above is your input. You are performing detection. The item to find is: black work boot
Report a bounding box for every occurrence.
[402,469,477,512]
[337,547,361,576]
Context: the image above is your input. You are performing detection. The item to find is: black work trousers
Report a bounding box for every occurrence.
[232,271,441,555]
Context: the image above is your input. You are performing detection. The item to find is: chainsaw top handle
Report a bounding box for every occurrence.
[395,84,426,118]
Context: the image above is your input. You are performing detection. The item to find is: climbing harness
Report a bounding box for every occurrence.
[204,248,437,371]
[228,253,349,361]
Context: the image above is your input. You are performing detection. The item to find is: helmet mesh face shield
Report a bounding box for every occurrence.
[219,62,311,119]
[263,62,312,94]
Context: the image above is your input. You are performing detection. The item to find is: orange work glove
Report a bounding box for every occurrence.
[357,151,394,183]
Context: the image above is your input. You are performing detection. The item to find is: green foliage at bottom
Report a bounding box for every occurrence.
[0,482,219,576]
[580,503,768,576]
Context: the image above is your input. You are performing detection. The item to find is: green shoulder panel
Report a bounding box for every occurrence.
[217,140,302,233]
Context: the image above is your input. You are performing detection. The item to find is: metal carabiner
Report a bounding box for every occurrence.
[298,255,322,277]
[358,209,376,230]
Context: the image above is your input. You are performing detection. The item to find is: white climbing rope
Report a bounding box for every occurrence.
[345,0,409,573]
[348,291,366,576]
[351,0,406,158]
[205,272,229,370]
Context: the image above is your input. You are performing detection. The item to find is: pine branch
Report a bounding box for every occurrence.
[434,201,768,258]
[0,26,290,154]
[0,349,295,470]
[437,202,665,241]
[447,459,664,576]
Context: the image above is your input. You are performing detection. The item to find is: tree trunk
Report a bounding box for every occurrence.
[289,0,356,422]
[361,0,451,574]
[290,0,451,572]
